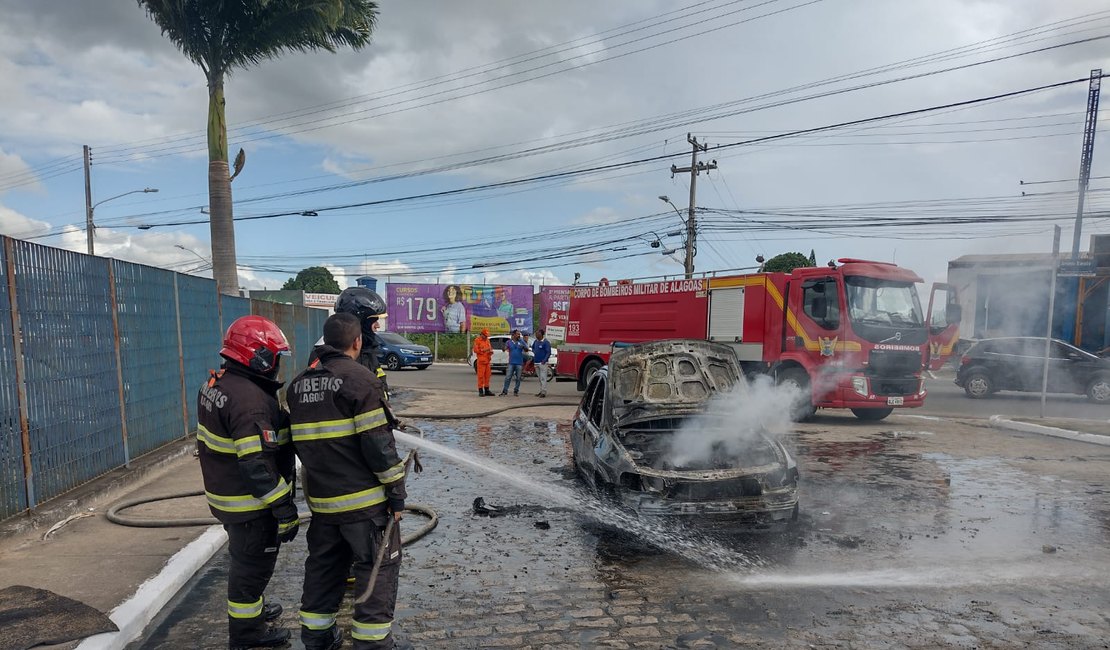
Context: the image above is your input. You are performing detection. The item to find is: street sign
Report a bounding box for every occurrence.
[1057,259,1097,276]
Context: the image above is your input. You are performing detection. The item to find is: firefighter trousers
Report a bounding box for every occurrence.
[224,517,280,644]
[300,516,402,650]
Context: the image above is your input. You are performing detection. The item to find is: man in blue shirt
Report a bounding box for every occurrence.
[499,330,527,396]
[531,330,552,397]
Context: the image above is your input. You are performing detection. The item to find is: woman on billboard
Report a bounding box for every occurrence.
[441,284,467,333]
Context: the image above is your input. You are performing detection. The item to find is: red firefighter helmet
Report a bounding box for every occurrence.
[220,315,290,374]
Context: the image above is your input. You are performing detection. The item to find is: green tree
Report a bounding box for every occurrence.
[763,252,812,273]
[137,0,379,295]
[282,266,342,293]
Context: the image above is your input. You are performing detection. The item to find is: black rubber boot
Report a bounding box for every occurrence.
[485,388,494,396]
[229,626,291,649]
[478,389,485,396]
[262,601,282,621]
[304,626,343,650]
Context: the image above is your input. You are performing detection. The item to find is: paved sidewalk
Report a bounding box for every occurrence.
[0,443,214,649]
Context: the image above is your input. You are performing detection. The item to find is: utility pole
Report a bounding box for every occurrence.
[1041,225,1061,419]
[670,134,717,279]
[83,145,94,255]
[1071,68,1102,260]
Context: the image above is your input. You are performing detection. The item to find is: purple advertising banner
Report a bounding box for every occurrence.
[538,286,572,341]
[387,283,534,334]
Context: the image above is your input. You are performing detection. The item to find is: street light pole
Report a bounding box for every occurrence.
[85,184,160,256]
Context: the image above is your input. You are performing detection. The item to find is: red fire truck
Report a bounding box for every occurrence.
[555,259,961,421]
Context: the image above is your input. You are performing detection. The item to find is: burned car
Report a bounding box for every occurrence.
[570,339,799,530]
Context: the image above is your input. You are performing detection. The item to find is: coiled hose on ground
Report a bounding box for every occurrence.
[105,403,577,544]
[106,493,438,546]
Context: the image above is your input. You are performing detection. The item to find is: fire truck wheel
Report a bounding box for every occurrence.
[579,358,604,391]
[850,407,894,421]
[778,368,816,421]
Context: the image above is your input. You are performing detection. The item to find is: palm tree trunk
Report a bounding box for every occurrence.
[207,72,239,296]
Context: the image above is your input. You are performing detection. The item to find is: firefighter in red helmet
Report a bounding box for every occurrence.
[197,315,298,649]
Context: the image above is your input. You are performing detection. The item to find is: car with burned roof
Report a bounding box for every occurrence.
[571,339,799,530]
[955,336,1110,403]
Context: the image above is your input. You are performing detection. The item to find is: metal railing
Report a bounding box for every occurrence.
[0,235,328,520]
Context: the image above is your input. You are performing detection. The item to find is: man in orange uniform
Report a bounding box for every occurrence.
[473,328,493,396]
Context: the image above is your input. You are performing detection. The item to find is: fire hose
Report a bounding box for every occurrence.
[107,434,437,548]
[104,401,573,540]
[105,495,438,547]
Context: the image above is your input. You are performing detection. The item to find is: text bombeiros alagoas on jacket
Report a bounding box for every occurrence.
[293,376,344,404]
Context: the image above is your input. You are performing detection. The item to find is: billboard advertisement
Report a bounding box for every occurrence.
[387,283,534,334]
[538,286,572,341]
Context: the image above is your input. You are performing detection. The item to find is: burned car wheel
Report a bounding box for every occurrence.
[962,368,993,399]
[1086,376,1110,404]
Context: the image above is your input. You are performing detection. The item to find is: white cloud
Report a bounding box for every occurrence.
[2,0,1109,287]
[572,206,621,225]
[0,204,50,236]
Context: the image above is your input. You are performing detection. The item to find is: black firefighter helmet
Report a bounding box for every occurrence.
[335,287,387,322]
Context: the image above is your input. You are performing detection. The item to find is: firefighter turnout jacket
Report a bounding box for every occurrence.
[196,363,295,524]
[289,346,406,522]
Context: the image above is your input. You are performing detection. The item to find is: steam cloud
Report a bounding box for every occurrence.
[666,375,800,468]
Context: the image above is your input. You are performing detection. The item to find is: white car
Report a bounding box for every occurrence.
[469,334,557,375]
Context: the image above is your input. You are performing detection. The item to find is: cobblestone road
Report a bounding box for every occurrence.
[134,413,1110,649]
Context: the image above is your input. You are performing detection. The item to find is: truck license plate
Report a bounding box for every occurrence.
[887,396,904,406]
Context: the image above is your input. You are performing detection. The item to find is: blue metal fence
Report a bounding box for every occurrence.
[220,294,251,334]
[112,261,187,458]
[10,241,125,507]
[178,273,223,434]
[0,241,28,517]
[0,235,330,520]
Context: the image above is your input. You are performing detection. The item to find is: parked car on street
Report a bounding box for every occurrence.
[376,331,433,370]
[570,339,799,530]
[955,337,1110,403]
[468,334,558,375]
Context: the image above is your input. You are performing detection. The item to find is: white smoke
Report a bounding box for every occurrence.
[666,375,800,468]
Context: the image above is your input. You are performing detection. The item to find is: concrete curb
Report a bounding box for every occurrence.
[988,415,1110,447]
[75,525,227,650]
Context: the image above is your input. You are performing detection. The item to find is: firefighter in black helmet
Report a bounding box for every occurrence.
[197,315,298,649]
[290,312,408,650]
[335,287,388,374]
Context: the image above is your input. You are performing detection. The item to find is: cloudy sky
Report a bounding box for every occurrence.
[0,0,1107,291]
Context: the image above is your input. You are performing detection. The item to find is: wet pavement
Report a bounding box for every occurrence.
[132,412,1110,649]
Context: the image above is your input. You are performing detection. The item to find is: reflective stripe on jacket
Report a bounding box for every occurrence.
[289,346,406,523]
[196,364,293,524]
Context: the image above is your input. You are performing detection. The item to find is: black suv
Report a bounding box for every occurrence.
[955,337,1110,403]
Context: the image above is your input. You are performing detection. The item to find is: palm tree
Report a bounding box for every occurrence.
[137,1,379,294]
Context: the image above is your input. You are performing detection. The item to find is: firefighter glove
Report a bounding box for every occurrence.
[388,498,405,515]
[273,501,300,543]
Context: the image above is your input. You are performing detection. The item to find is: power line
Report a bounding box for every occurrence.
[89,7,1105,166]
[114,74,1100,231]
